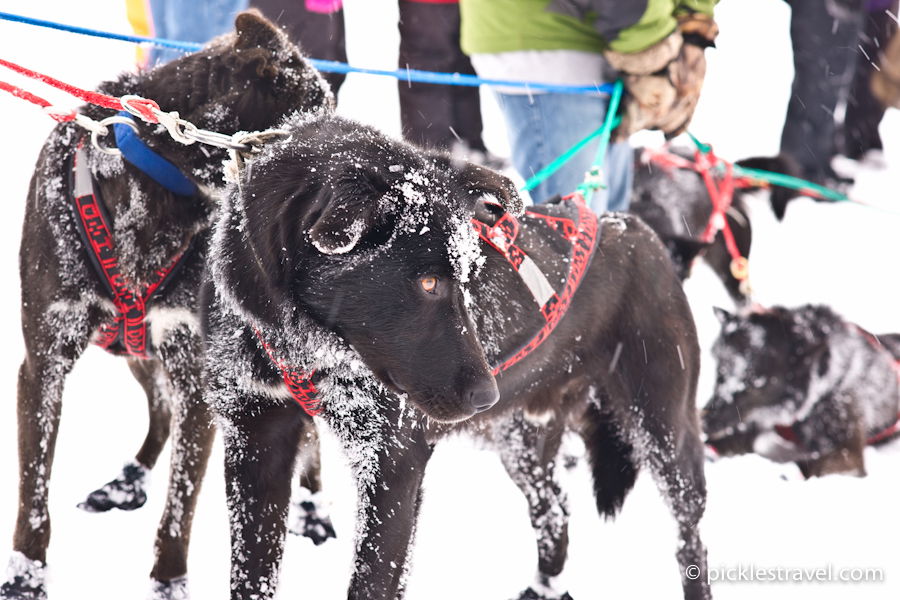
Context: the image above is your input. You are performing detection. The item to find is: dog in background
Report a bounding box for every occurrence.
[703,305,900,478]
[630,147,802,305]
[2,12,335,600]
[203,111,711,600]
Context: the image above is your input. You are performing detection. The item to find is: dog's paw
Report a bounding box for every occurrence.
[148,576,188,600]
[512,574,572,600]
[1,552,46,600]
[288,489,336,545]
[78,461,148,513]
[514,588,573,600]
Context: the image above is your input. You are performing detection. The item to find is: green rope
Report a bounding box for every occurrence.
[577,79,625,197]
[686,132,850,203]
[520,80,624,194]
[730,165,849,203]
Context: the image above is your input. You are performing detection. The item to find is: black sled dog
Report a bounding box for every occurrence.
[703,305,900,478]
[2,12,334,600]
[630,147,802,305]
[203,112,711,600]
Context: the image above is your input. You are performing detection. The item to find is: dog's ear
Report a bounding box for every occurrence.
[307,196,380,255]
[713,306,734,325]
[233,10,286,79]
[306,168,392,255]
[454,163,524,216]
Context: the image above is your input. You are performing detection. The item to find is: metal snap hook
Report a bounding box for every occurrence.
[91,115,139,156]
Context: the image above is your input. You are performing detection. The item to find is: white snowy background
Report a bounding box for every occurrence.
[0,1,899,599]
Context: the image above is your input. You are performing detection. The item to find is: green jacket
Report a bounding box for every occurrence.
[460,0,717,55]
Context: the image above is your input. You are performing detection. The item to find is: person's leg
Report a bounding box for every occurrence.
[442,8,486,153]
[495,91,631,212]
[398,1,460,150]
[840,0,896,159]
[250,0,347,96]
[149,0,249,66]
[781,0,864,182]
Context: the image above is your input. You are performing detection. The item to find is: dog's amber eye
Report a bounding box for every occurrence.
[420,276,438,294]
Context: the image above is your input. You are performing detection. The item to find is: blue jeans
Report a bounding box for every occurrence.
[149,0,250,65]
[495,91,632,213]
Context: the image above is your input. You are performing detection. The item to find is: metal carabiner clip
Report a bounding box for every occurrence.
[91,115,139,156]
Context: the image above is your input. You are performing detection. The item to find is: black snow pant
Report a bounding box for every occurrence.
[397,0,485,152]
[781,0,865,182]
[840,0,899,158]
[248,0,348,96]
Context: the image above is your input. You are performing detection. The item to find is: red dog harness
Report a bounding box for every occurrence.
[70,143,187,358]
[472,192,599,374]
[640,146,761,284]
[262,193,600,416]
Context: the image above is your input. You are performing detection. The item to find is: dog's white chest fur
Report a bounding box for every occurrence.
[146,306,200,347]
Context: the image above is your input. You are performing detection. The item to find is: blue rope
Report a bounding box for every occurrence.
[0,11,615,96]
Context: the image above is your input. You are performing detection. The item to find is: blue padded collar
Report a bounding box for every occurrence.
[113,111,198,197]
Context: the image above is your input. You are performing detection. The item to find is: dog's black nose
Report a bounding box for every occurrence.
[467,380,500,413]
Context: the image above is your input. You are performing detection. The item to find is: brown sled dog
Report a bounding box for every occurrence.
[2,12,333,600]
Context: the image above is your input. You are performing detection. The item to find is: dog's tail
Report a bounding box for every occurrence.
[735,155,804,221]
[581,402,638,519]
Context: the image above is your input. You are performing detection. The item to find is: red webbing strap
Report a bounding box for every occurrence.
[471,212,526,270]
[72,144,182,358]
[490,193,598,375]
[254,330,321,417]
[0,58,160,122]
[868,414,900,445]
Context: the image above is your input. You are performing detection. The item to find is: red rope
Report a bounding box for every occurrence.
[0,57,160,122]
[0,80,75,121]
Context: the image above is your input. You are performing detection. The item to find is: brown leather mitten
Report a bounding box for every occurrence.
[872,31,900,109]
[605,14,717,140]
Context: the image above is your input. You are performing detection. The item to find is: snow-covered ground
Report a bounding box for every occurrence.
[0,1,898,599]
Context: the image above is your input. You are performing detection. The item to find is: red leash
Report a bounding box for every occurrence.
[0,57,160,122]
[641,146,762,284]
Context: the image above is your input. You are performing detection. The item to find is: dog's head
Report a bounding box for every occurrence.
[216,114,523,422]
[702,305,833,451]
[702,307,827,446]
[99,10,333,188]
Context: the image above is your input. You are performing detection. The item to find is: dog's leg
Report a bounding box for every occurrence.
[334,395,431,600]
[220,402,306,600]
[794,399,868,478]
[289,421,337,545]
[78,359,171,513]
[3,309,94,600]
[639,419,710,600]
[130,358,173,470]
[148,327,215,598]
[497,411,572,600]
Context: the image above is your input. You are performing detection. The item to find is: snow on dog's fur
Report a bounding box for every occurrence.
[204,112,711,600]
[3,12,334,600]
[703,305,900,477]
